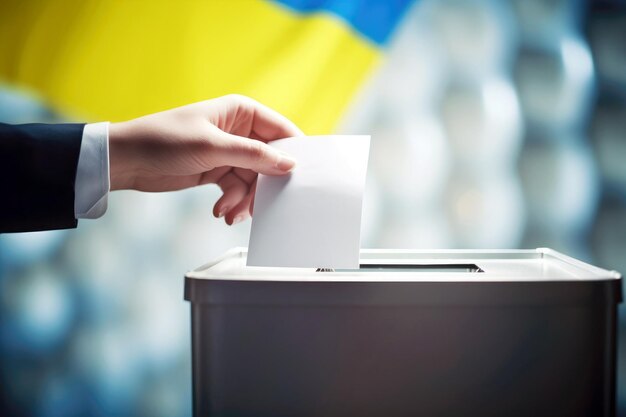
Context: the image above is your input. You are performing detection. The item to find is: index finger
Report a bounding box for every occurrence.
[239,96,305,141]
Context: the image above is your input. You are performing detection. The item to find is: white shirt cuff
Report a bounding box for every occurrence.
[74,122,110,219]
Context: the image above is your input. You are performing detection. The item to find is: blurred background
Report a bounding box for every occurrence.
[0,0,625,415]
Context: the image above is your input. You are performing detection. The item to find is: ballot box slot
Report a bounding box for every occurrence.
[325,264,484,273]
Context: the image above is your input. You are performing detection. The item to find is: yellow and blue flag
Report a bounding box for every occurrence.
[0,0,413,133]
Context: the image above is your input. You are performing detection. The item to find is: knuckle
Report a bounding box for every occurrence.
[225,93,246,104]
[247,142,267,162]
[229,94,258,109]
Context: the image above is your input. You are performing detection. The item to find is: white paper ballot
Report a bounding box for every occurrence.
[247,135,371,269]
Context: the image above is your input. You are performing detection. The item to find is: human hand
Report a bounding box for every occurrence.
[108,95,302,225]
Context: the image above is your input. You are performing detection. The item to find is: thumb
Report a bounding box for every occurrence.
[212,131,297,175]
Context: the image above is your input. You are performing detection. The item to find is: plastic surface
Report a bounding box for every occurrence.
[185,248,622,417]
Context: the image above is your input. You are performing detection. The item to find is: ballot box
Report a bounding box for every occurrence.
[184,248,622,417]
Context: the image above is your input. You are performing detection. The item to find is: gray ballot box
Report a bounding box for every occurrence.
[184,248,622,417]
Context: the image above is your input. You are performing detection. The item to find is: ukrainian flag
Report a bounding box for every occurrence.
[0,0,413,133]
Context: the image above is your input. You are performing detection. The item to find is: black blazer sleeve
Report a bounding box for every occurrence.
[0,123,85,233]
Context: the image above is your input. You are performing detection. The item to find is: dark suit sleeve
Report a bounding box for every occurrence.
[0,123,85,233]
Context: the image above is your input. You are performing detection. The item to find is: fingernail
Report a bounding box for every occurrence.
[218,207,229,218]
[276,153,296,172]
[232,215,244,225]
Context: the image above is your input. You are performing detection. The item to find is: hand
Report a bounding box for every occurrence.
[108,95,302,225]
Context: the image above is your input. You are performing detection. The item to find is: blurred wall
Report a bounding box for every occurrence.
[1,0,625,416]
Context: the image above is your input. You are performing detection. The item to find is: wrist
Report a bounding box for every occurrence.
[108,121,138,190]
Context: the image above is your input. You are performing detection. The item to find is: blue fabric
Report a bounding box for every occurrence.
[272,0,414,45]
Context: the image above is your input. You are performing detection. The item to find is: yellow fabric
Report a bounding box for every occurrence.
[0,0,380,134]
